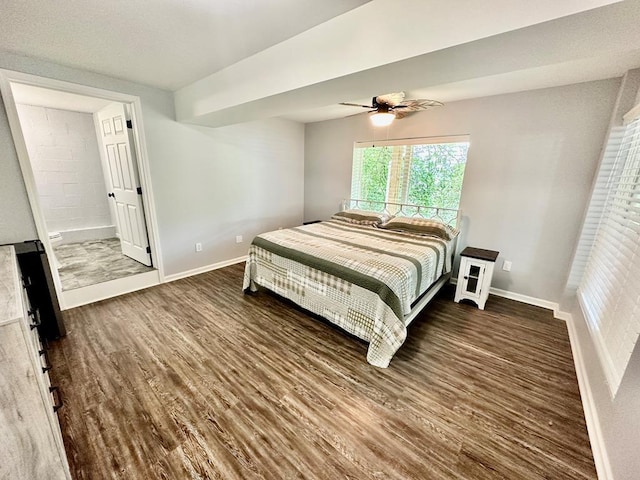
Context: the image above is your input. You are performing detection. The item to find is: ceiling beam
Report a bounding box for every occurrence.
[175,0,624,127]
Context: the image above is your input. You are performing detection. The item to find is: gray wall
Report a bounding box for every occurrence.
[570,303,640,480]
[304,80,620,304]
[0,94,37,243]
[0,52,304,276]
[154,118,304,275]
[563,70,640,480]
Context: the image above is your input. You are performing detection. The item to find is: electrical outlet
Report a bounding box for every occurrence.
[235,235,243,244]
[195,242,202,252]
[502,260,512,272]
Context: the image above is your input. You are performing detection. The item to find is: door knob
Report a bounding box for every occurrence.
[108,192,115,198]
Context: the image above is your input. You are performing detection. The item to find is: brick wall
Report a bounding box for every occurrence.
[16,104,115,237]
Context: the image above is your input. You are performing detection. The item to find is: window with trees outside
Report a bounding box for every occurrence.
[350,136,470,216]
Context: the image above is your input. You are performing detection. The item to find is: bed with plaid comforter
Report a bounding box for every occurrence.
[242,220,456,367]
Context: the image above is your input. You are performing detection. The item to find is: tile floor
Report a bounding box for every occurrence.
[54,238,153,291]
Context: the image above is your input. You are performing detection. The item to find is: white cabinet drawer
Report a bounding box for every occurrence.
[0,322,67,480]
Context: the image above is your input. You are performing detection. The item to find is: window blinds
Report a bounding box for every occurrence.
[354,135,470,148]
[566,126,625,289]
[578,117,640,395]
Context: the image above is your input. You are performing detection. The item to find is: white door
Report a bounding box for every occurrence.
[96,103,152,266]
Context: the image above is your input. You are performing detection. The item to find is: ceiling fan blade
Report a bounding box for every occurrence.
[340,94,442,120]
[339,102,374,108]
[375,92,405,106]
[396,99,444,111]
[392,99,443,120]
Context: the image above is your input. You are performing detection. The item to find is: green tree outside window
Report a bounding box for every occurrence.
[351,141,469,212]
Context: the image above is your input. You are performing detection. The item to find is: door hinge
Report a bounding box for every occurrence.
[126,119,133,129]
[136,186,142,195]
[146,246,151,254]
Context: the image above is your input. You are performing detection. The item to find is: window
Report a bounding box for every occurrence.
[578,115,640,396]
[350,136,470,216]
[566,126,626,289]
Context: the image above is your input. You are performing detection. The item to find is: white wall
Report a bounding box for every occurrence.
[0,52,305,276]
[304,80,620,304]
[16,104,113,236]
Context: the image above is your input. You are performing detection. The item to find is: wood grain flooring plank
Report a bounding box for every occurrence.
[169,407,266,480]
[279,386,409,480]
[48,263,596,479]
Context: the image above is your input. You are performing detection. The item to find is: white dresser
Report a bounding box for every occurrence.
[0,245,70,480]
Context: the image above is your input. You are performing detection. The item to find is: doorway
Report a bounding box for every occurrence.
[0,70,163,309]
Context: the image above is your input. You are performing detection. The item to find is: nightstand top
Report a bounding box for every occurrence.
[459,247,499,262]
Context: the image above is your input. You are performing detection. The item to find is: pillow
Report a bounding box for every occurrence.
[330,209,392,226]
[377,217,458,240]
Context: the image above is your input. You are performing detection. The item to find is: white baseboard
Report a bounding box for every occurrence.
[488,285,557,311]
[58,225,117,244]
[163,256,247,283]
[553,309,573,322]
[61,269,160,309]
[450,278,570,321]
[564,314,613,480]
[490,287,575,322]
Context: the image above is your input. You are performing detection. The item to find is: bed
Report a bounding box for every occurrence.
[243,200,460,367]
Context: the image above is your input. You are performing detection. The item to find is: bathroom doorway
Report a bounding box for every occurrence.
[0,70,163,308]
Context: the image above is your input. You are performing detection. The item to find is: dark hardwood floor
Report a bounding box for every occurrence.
[48,263,596,479]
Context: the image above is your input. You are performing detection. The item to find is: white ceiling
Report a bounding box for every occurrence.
[0,0,371,90]
[2,0,639,127]
[173,0,637,126]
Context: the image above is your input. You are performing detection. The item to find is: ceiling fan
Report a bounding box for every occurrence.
[340,92,443,126]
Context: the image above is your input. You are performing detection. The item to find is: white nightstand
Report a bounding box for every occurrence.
[454,247,499,310]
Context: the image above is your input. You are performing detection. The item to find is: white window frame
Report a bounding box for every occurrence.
[577,110,640,396]
[351,135,470,213]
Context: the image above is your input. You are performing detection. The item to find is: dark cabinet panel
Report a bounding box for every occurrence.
[13,240,65,340]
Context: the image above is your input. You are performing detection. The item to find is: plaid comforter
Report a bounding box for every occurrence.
[242,220,455,367]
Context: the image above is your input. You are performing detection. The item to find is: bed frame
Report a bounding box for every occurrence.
[342,199,461,326]
[342,198,461,227]
[245,199,462,365]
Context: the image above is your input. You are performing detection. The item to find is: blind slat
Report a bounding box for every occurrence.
[577,117,640,396]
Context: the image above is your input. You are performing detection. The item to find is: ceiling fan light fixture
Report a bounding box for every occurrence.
[370,111,395,127]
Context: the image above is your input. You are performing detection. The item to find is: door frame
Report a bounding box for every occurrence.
[0,69,164,308]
